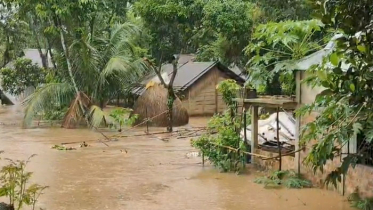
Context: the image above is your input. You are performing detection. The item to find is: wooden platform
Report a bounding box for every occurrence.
[234,97,297,109]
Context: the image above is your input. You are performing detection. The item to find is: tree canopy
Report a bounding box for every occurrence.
[0,0,315,127]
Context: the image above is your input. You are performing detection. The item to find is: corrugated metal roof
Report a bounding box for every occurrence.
[133,60,245,95]
[6,49,54,69]
[23,49,54,68]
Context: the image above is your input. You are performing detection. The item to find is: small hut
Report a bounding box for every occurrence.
[132,82,189,127]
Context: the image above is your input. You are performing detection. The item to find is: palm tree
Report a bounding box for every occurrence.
[22,23,148,128]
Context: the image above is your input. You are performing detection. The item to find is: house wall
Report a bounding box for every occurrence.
[182,67,232,116]
[254,71,373,198]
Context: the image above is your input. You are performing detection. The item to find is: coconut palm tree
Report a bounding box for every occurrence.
[22,23,149,128]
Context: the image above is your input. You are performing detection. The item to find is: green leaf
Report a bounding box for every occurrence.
[317,70,327,81]
[349,83,355,92]
[353,123,363,136]
[357,45,366,53]
[330,53,339,66]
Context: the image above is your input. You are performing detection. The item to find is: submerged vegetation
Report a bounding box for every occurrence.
[348,190,373,210]
[109,108,138,132]
[254,170,312,189]
[191,80,246,173]
[0,0,372,202]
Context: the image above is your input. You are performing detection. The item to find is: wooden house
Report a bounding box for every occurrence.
[133,55,246,116]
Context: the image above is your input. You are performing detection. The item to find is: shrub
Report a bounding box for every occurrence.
[0,155,48,210]
[254,170,312,189]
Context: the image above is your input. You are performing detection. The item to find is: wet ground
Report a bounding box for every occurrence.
[0,105,353,210]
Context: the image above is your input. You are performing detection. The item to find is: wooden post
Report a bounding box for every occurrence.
[243,108,247,168]
[251,106,258,164]
[146,107,149,134]
[202,152,205,167]
[244,108,247,144]
[295,71,301,174]
[276,107,282,171]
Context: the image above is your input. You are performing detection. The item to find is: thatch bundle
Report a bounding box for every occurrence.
[132,83,189,127]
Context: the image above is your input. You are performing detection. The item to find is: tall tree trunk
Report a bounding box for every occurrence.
[59,28,87,118]
[2,35,11,67]
[166,88,176,132]
[166,59,178,132]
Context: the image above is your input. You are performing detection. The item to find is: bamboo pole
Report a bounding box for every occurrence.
[276,107,282,171]
[146,107,149,134]
[262,147,305,160]
[208,142,270,159]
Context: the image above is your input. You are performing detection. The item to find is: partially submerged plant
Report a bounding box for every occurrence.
[109,108,138,132]
[0,155,48,210]
[254,170,312,189]
[348,190,373,210]
[192,79,246,173]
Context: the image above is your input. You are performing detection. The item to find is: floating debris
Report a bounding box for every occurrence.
[80,141,89,147]
[51,145,76,151]
[185,151,201,159]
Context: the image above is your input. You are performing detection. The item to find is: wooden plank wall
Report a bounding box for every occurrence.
[183,67,231,116]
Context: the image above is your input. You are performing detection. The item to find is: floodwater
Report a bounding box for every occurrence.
[0,104,353,210]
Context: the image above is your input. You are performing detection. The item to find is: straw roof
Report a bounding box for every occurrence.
[132,82,189,127]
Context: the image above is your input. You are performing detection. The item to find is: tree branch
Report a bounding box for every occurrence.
[168,59,178,88]
[144,53,167,87]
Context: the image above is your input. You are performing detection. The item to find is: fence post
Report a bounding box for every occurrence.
[202,152,205,167]
[243,108,247,168]
[146,107,149,134]
[276,107,282,171]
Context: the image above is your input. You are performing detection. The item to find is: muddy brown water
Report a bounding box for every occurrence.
[0,105,353,210]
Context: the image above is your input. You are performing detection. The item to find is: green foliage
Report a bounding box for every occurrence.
[0,58,46,95]
[254,170,312,189]
[250,0,312,22]
[109,108,138,132]
[134,0,199,62]
[191,111,245,172]
[0,4,31,66]
[216,79,240,108]
[192,79,245,173]
[43,104,68,121]
[0,155,48,210]
[246,19,326,95]
[297,0,373,187]
[195,0,259,66]
[348,191,373,210]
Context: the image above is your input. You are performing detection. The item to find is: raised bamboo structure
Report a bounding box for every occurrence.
[234,96,298,171]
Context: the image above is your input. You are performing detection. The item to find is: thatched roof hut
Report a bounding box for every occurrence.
[132,82,189,127]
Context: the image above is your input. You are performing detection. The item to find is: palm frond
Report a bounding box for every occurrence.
[88,105,108,128]
[62,91,91,129]
[110,23,140,45]
[22,83,75,127]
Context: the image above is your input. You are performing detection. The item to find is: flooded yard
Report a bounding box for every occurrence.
[0,105,353,210]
